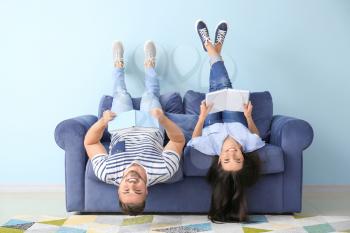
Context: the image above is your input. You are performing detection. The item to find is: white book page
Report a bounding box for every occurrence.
[205,89,228,113]
[226,89,250,112]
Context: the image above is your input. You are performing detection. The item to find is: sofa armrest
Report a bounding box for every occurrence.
[270,115,314,212]
[54,115,100,212]
[270,115,313,151]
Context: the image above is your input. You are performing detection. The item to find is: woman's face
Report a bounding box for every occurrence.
[219,137,244,172]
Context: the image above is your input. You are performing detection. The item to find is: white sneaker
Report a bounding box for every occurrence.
[112,41,124,65]
[144,40,156,67]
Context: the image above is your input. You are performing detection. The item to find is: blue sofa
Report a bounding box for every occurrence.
[54,90,313,213]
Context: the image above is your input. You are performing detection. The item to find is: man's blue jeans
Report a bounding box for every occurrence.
[204,60,247,127]
[111,67,162,114]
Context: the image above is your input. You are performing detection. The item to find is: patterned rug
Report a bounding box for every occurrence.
[1,214,350,233]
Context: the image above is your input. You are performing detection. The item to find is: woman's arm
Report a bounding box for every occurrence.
[243,101,260,136]
[192,100,213,138]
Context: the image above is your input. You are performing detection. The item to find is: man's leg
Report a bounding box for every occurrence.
[111,67,133,113]
[140,41,162,112]
[140,67,162,111]
[111,42,133,114]
[139,41,164,136]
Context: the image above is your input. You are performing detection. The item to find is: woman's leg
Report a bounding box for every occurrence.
[206,42,232,92]
[110,41,133,114]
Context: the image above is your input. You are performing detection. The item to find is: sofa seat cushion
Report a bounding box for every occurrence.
[184,143,284,176]
[183,90,273,140]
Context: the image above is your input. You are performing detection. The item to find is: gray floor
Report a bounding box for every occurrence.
[0,186,349,225]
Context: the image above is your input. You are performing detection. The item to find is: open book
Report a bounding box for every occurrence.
[205,89,250,113]
[108,110,160,133]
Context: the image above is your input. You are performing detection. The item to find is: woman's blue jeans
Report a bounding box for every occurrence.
[204,61,247,127]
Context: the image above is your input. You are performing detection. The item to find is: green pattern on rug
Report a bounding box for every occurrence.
[0,227,23,233]
[121,215,153,226]
[242,227,272,233]
[39,219,66,226]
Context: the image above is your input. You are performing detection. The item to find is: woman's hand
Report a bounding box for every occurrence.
[199,100,213,120]
[102,110,116,124]
[150,108,165,121]
[243,101,253,119]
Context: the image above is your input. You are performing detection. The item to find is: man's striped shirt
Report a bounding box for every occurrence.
[91,127,180,186]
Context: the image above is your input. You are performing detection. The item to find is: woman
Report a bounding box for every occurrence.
[187,20,265,222]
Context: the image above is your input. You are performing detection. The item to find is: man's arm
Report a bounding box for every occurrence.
[151,109,185,156]
[84,110,116,160]
[244,101,260,136]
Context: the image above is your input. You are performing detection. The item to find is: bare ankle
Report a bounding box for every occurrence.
[215,43,222,55]
[114,61,124,68]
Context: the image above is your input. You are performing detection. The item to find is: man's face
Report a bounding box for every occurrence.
[118,170,148,204]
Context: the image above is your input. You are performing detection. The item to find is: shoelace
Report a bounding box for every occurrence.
[216,29,227,44]
[199,28,210,43]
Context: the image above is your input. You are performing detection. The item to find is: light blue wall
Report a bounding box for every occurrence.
[1,0,349,185]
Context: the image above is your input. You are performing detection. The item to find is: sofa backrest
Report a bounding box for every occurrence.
[183,90,273,140]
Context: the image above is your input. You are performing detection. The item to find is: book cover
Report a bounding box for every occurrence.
[108,110,160,132]
[205,89,250,113]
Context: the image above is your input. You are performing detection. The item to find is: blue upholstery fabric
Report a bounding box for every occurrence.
[164,113,198,143]
[270,115,314,212]
[183,144,284,177]
[54,90,314,213]
[183,90,273,140]
[54,115,98,212]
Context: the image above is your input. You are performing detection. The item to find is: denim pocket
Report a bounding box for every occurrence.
[111,141,126,154]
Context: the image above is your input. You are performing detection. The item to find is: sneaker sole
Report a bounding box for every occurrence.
[112,41,124,62]
[195,19,208,52]
[215,20,228,45]
[144,40,156,64]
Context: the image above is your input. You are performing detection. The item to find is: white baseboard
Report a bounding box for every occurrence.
[0,185,65,192]
[303,185,350,193]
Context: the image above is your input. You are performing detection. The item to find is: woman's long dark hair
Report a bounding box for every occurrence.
[206,151,261,223]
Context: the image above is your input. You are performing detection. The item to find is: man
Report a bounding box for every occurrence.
[84,41,185,215]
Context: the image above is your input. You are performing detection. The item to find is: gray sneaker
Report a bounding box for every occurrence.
[144,40,156,67]
[112,41,124,64]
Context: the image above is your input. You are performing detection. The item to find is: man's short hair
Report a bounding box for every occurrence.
[119,201,146,215]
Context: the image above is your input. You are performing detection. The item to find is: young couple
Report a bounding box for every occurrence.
[84,20,265,222]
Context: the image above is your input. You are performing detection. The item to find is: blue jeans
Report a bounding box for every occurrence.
[111,67,162,114]
[204,60,247,127]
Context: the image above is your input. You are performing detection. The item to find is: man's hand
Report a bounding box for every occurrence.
[199,100,213,120]
[150,108,164,121]
[243,101,253,119]
[102,110,116,124]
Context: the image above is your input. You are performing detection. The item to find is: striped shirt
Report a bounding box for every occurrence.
[91,127,180,186]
